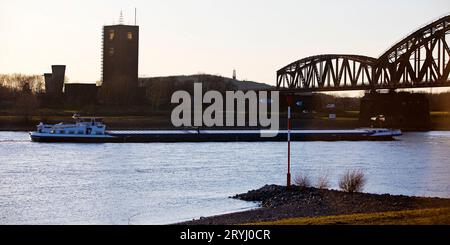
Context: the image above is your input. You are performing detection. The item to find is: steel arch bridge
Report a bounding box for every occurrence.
[276,15,450,92]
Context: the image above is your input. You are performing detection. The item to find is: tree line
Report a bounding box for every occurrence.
[1,73,450,113]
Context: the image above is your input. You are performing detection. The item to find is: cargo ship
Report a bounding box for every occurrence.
[29,115,402,143]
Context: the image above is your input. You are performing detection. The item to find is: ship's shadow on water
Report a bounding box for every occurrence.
[0,131,449,224]
[134,168,154,173]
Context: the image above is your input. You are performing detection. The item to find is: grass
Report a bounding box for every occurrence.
[430,111,449,117]
[318,117,359,121]
[248,207,450,225]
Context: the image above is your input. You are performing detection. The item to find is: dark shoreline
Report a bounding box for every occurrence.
[178,185,450,225]
[2,113,449,132]
[0,127,446,132]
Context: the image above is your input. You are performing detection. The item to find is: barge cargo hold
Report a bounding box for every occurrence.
[29,115,402,143]
[30,129,402,143]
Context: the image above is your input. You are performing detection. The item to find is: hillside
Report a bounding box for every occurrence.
[139,74,273,91]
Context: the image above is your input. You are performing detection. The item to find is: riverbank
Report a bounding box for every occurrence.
[179,185,450,225]
[2,113,450,131]
[0,115,361,131]
[251,207,450,225]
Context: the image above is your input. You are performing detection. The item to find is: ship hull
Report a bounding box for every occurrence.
[29,134,122,143]
[30,129,401,143]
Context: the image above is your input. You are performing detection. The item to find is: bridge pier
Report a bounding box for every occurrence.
[359,92,430,131]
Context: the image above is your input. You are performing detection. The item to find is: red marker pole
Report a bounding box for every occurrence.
[286,95,293,187]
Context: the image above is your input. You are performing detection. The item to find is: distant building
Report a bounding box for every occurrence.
[360,92,430,130]
[64,83,99,105]
[100,24,139,104]
[44,65,66,95]
[44,73,53,92]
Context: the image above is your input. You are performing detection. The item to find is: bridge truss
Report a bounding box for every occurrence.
[277,15,450,92]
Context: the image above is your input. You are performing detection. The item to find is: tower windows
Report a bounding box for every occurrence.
[127,32,133,40]
[109,30,115,41]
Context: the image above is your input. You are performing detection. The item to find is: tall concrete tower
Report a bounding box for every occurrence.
[44,65,65,95]
[101,22,139,103]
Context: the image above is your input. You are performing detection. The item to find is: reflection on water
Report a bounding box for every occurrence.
[0,131,449,224]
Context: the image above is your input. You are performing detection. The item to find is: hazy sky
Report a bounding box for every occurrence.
[1,0,449,86]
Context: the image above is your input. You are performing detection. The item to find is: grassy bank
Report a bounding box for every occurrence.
[180,185,450,225]
[430,111,450,130]
[250,207,450,225]
[0,114,360,131]
[1,111,449,131]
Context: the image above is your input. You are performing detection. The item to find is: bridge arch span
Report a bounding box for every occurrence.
[276,54,377,91]
[277,15,450,92]
[374,15,450,89]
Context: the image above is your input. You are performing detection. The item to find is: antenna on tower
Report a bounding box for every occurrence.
[134,8,137,25]
[119,10,124,24]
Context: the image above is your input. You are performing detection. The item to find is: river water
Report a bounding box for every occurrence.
[0,131,449,224]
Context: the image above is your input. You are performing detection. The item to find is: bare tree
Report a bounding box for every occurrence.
[15,85,39,122]
[338,170,367,193]
[294,173,311,188]
[0,73,44,93]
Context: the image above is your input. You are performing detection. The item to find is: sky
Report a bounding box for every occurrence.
[0,0,449,87]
